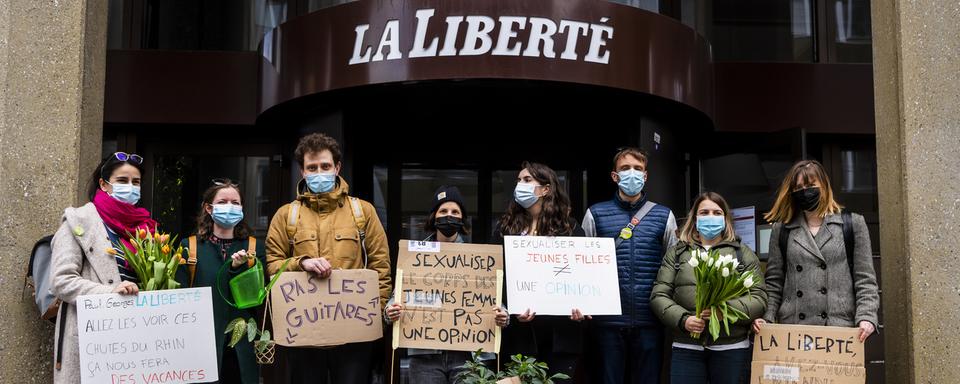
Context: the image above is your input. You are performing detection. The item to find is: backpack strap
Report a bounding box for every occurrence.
[778,222,790,259]
[246,237,257,268]
[615,201,656,248]
[347,196,369,268]
[841,210,856,277]
[187,235,198,288]
[286,200,301,251]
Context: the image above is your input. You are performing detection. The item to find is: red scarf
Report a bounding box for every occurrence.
[92,189,157,250]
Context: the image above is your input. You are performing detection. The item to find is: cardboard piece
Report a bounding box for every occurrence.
[76,287,219,384]
[271,269,383,347]
[503,235,621,315]
[751,323,865,384]
[396,240,504,352]
[497,377,521,384]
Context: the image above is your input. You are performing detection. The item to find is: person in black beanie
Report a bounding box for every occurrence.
[383,185,509,383]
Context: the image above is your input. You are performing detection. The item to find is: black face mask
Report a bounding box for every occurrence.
[791,187,821,212]
[435,216,464,237]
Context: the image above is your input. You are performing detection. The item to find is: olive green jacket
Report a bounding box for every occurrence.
[650,240,767,346]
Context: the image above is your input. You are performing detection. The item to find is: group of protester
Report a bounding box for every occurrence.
[49,132,878,384]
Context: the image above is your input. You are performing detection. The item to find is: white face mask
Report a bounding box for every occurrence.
[108,182,141,205]
[514,183,540,209]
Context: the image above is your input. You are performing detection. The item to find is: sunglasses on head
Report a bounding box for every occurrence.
[101,152,144,179]
[212,178,240,187]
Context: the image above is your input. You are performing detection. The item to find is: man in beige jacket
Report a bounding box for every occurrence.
[265,132,391,384]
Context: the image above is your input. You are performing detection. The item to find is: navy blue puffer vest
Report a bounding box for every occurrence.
[590,195,670,327]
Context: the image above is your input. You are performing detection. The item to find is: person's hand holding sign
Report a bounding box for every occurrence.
[517,308,536,322]
[300,257,332,278]
[571,308,591,322]
[386,303,402,322]
[495,308,509,327]
[858,321,875,342]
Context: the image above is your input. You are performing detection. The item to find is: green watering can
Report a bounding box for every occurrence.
[217,253,291,309]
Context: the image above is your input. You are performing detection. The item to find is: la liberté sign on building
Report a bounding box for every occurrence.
[348,8,614,65]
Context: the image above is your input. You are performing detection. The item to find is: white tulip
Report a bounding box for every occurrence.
[744,276,755,288]
[722,267,730,277]
[706,257,714,268]
[699,250,709,261]
[731,259,740,269]
[688,256,699,268]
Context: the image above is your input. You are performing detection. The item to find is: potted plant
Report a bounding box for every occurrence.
[225,317,275,364]
[455,350,570,384]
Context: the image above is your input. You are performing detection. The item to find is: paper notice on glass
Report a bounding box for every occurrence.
[733,206,757,252]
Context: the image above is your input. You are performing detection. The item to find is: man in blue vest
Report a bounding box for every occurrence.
[582,147,678,384]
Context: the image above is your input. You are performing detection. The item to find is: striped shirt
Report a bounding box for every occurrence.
[104,226,140,283]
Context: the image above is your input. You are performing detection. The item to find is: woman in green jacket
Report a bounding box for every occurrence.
[650,192,767,384]
[176,179,265,384]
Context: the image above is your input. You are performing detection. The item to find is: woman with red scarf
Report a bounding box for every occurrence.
[50,152,157,384]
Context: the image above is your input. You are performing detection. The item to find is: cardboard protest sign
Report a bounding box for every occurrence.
[752,323,865,384]
[395,240,503,352]
[271,269,383,347]
[76,287,219,384]
[503,235,621,316]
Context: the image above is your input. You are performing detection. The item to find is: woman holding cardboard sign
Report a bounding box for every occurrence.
[491,162,587,378]
[174,179,265,384]
[753,160,879,342]
[650,192,767,384]
[384,185,510,383]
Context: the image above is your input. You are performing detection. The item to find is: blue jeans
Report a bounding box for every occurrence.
[593,325,663,384]
[670,347,751,384]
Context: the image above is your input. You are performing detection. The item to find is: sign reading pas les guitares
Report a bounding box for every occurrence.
[349,9,614,65]
[271,269,383,347]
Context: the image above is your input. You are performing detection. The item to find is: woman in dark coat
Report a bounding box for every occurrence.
[492,161,587,378]
[176,179,265,384]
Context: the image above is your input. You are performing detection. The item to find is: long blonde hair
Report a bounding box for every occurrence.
[764,160,842,224]
[679,192,738,244]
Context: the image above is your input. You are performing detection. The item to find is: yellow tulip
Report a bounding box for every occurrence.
[106,248,118,256]
[161,245,171,255]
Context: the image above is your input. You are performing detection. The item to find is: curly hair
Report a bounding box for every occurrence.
[497,162,574,237]
[294,133,342,168]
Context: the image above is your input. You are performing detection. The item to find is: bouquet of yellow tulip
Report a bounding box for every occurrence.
[688,248,756,341]
[111,228,186,291]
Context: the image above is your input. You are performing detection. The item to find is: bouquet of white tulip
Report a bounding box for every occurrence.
[687,248,756,341]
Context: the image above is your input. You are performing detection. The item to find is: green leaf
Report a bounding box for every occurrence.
[153,261,165,283]
[145,279,156,291]
[225,317,244,334]
[247,319,258,342]
[229,319,246,348]
[260,330,271,342]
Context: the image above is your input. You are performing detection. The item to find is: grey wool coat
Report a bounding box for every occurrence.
[763,212,879,328]
[51,203,124,384]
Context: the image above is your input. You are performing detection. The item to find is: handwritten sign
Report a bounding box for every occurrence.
[76,288,218,384]
[271,269,383,347]
[751,324,865,384]
[503,236,621,316]
[396,240,503,352]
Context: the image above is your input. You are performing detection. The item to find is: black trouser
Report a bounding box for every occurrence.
[286,341,374,384]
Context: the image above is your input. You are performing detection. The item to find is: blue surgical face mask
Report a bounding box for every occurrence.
[514,183,540,209]
[108,182,141,205]
[617,170,645,197]
[306,173,336,194]
[696,215,726,240]
[211,204,244,228]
